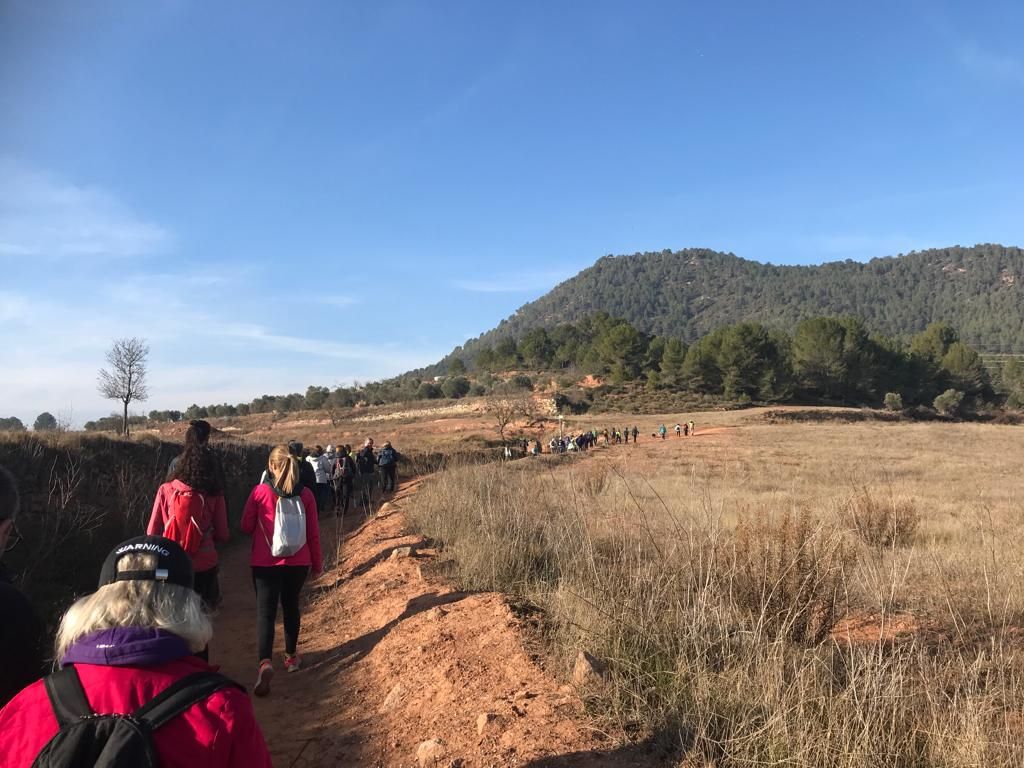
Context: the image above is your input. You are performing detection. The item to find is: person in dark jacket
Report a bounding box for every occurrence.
[377,441,401,494]
[355,438,377,510]
[0,464,44,708]
[332,445,357,516]
[288,440,319,493]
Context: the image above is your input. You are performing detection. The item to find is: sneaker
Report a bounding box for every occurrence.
[284,654,302,673]
[253,660,274,697]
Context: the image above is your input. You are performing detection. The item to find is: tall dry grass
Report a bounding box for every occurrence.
[409,423,1024,766]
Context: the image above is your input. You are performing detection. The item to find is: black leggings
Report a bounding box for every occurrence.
[252,565,309,662]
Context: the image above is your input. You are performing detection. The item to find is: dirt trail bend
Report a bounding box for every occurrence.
[211,480,656,767]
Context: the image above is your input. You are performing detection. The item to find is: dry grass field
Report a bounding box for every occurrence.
[410,413,1024,766]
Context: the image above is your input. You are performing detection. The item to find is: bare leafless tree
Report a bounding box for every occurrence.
[486,396,521,442]
[98,337,150,436]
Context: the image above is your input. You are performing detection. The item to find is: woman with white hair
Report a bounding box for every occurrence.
[0,535,271,767]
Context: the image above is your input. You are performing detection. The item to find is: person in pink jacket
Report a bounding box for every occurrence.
[147,435,229,613]
[241,444,322,696]
[0,535,272,768]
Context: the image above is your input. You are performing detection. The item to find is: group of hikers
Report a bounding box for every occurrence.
[544,419,698,453]
[0,419,403,767]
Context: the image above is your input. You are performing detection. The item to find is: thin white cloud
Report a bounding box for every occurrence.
[958,41,1024,86]
[453,269,575,293]
[0,159,170,260]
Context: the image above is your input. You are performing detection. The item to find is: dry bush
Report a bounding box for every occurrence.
[844,486,921,549]
[570,460,609,497]
[732,509,855,645]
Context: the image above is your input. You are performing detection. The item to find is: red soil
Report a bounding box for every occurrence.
[211,480,664,766]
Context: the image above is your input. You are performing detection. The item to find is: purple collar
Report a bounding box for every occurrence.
[61,627,192,668]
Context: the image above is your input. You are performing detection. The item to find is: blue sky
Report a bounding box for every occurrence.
[2,1,1023,424]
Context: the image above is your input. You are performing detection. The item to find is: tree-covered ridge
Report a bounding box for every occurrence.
[447,244,1024,364]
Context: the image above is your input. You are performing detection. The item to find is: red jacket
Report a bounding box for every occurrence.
[241,484,322,574]
[147,480,230,573]
[0,656,272,768]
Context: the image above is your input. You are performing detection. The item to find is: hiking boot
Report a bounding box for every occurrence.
[254,659,274,697]
[284,654,302,673]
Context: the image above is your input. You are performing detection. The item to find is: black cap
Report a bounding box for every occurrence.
[287,441,303,456]
[98,536,194,590]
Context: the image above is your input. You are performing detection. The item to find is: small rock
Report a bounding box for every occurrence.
[476,712,499,735]
[380,682,406,712]
[416,739,446,767]
[390,546,415,560]
[512,690,536,702]
[572,650,609,686]
[428,606,449,620]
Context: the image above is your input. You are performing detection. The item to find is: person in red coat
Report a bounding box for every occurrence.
[148,436,230,611]
[0,535,271,768]
[241,444,322,696]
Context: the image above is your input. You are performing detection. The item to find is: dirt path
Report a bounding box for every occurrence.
[211,480,664,767]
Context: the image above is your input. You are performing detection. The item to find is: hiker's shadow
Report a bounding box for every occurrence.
[521,729,682,767]
[305,590,470,670]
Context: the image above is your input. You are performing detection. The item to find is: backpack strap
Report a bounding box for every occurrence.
[44,666,94,727]
[134,672,243,731]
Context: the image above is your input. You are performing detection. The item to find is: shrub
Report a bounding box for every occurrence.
[570,461,609,497]
[732,509,855,645]
[508,374,534,391]
[441,376,471,399]
[553,389,592,414]
[417,382,442,400]
[844,486,921,549]
[883,392,904,411]
[933,388,964,416]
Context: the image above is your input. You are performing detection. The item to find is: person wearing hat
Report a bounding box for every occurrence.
[0,535,272,767]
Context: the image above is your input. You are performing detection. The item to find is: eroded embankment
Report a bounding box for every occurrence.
[211,479,661,767]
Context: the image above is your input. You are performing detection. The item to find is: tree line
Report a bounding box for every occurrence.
[468,313,1008,411]
[5,314,1019,435]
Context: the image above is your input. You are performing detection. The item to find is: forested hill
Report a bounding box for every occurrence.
[450,244,1024,360]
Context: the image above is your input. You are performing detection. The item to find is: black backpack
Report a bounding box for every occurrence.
[333,455,353,481]
[32,666,243,768]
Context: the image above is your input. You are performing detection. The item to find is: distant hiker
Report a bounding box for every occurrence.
[689,420,695,436]
[378,441,400,493]
[307,445,333,517]
[332,445,357,516]
[674,423,682,437]
[355,438,378,509]
[659,424,667,440]
[0,464,44,708]
[289,440,319,492]
[148,437,230,621]
[0,535,273,767]
[631,425,639,442]
[683,422,689,437]
[241,446,323,696]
